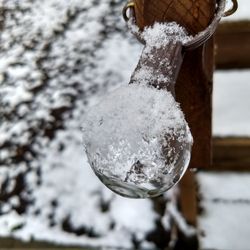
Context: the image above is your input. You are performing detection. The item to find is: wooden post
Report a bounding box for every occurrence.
[133,0,216,169]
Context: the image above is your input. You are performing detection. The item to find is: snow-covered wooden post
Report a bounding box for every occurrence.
[133,0,216,170]
[132,0,217,226]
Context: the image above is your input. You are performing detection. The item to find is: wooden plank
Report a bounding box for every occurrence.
[0,237,92,249]
[210,137,250,171]
[179,171,197,226]
[133,0,216,169]
[215,21,250,69]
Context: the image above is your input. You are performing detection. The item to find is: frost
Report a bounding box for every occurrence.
[82,85,193,198]
[130,22,192,89]
[128,20,192,46]
[133,65,170,86]
[142,22,192,48]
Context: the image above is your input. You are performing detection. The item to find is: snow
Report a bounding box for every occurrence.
[167,203,196,238]
[10,132,158,248]
[198,172,250,201]
[213,70,250,136]
[82,85,192,198]
[199,202,250,250]
[130,22,192,88]
[197,173,250,250]
[142,22,192,47]
[1,84,33,108]
[0,211,25,237]
[110,198,158,237]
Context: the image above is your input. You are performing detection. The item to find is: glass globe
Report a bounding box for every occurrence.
[82,84,193,198]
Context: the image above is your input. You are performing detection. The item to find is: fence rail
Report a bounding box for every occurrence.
[215,21,250,69]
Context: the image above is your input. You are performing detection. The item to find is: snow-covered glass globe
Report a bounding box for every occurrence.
[82,84,193,198]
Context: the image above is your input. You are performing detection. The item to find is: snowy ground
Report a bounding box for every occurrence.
[0,0,181,249]
[0,0,250,249]
[213,70,250,136]
[198,172,250,250]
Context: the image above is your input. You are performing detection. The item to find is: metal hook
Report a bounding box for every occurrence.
[224,0,238,17]
[122,1,135,22]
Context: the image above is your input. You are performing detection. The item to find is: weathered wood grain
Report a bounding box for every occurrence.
[134,0,216,35]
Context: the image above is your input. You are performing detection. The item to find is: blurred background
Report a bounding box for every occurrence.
[0,0,250,249]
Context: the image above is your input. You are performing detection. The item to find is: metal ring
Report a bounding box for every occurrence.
[123,0,229,51]
[224,0,238,17]
[122,1,135,22]
[184,0,226,50]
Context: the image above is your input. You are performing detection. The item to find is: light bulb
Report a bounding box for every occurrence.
[82,22,193,198]
[82,85,192,198]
